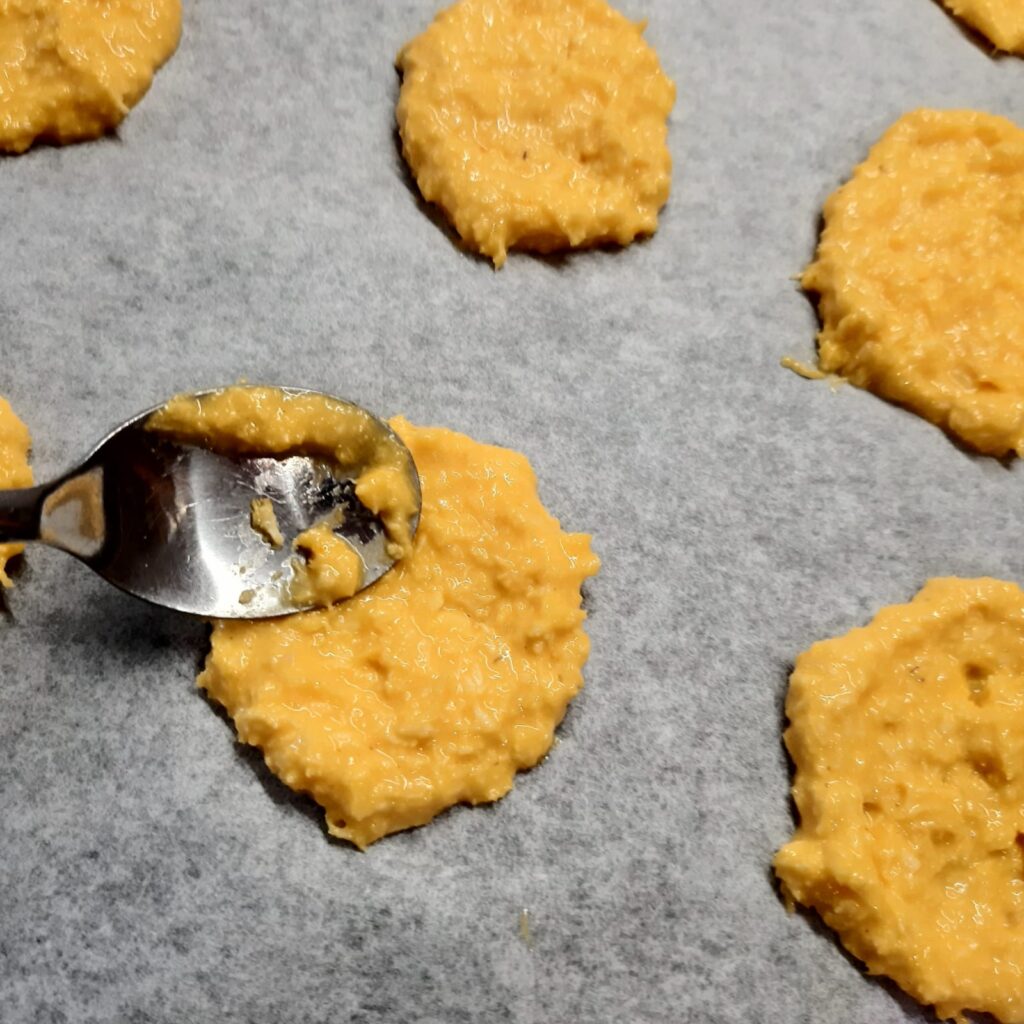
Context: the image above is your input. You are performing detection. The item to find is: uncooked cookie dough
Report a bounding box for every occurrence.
[396,0,675,267]
[0,0,181,154]
[0,398,32,588]
[942,0,1024,53]
[803,109,1024,456]
[286,520,364,607]
[775,578,1024,1023]
[200,417,600,848]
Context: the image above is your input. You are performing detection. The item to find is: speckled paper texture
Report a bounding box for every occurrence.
[1,2,1024,1022]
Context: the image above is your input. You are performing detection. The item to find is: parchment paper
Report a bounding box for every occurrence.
[2,1,1023,1021]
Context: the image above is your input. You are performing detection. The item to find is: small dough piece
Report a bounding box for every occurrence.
[0,397,32,588]
[804,109,1024,456]
[199,418,600,848]
[775,578,1024,1024]
[942,0,1024,53]
[249,498,284,549]
[0,0,181,154]
[396,0,675,266]
[288,521,363,607]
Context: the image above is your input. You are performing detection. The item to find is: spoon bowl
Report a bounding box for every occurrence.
[0,388,421,618]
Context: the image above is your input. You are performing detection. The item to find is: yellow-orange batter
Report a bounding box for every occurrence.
[287,520,363,607]
[803,109,1024,456]
[0,0,181,154]
[249,498,284,549]
[396,0,675,267]
[199,418,600,848]
[0,397,32,587]
[776,578,1024,1023]
[942,0,1024,53]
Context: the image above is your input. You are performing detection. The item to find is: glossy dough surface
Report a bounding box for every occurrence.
[199,418,600,848]
[804,109,1024,456]
[0,0,181,154]
[396,0,675,266]
[942,0,1024,52]
[775,578,1024,1023]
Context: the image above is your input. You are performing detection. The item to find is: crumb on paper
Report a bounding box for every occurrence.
[519,908,534,950]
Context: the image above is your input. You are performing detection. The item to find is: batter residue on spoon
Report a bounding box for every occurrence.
[146,386,418,609]
[0,0,182,154]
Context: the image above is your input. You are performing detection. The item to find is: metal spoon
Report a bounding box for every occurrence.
[0,389,421,619]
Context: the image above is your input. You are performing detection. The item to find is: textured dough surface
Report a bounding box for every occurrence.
[942,0,1024,52]
[0,0,181,154]
[0,397,32,588]
[775,578,1024,1024]
[396,0,675,266]
[804,109,1024,456]
[199,418,600,848]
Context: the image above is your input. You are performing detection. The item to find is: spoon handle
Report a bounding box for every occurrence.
[0,471,105,557]
[0,485,47,543]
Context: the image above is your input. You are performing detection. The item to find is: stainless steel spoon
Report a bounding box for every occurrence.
[0,389,421,619]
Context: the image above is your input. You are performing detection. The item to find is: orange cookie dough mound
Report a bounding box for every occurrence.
[804,110,1024,456]
[942,0,1024,53]
[199,418,600,848]
[0,0,181,154]
[396,0,675,267]
[0,397,32,587]
[775,578,1024,1023]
